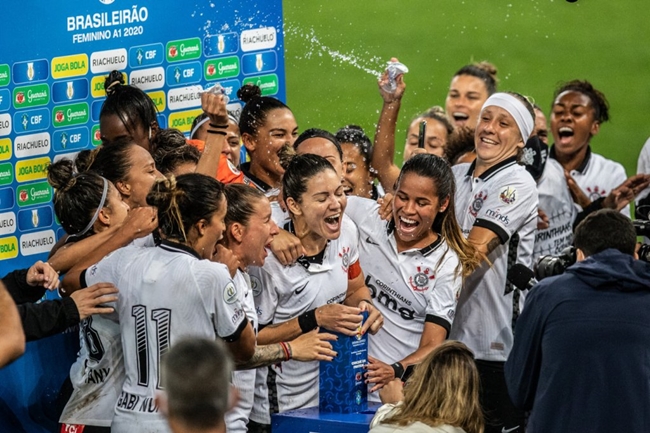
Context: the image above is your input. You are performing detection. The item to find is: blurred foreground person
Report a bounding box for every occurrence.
[369,341,483,433]
[158,338,234,433]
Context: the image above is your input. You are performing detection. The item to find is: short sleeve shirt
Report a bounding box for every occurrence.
[450,157,538,362]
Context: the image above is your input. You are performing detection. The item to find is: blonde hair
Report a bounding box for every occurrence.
[382,341,484,433]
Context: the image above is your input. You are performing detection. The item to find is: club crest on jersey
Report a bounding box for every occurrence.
[470,191,487,217]
[499,186,516,205]
[339,246,350,272]
[223,282,238,304]
[409,266,435,292]
[586,185,606,201]
[521,147,535,166]
[250,275,262,297]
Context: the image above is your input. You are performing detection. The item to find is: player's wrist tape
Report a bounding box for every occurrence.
[207,130,227,136]
[209,123,229,129]
[391,362,405,379]
[298,309,318,333]
[279,341,292,360]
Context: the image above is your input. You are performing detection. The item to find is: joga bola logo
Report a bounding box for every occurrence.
[16,181,52,207]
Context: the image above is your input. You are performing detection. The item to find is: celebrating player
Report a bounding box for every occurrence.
[79,173,254,433]
[250,154,383,414]
[450,92,538,433]
[221,184,338,432]
[345,154,480,399]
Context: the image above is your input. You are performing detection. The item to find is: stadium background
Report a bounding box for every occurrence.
[283,0,650,174]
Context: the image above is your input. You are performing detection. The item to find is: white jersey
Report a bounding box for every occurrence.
[345,197,460,362]
[551,145,629,216]
[59,234,157,427]
[59,315,122,427]
[226,270,258,433]
[345,197,461,402]
[250,216,360,413]
[249,204,288,426]
[450,158,538,362]
[533,158,577,263]
[92,240,248,433]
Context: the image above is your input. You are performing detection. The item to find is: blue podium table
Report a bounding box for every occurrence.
[272,404,380,433]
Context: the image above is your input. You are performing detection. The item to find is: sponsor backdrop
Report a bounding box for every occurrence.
[0,0,285,431]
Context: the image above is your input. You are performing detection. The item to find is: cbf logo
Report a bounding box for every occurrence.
[409,266,435,292]
[338,246,350,272]
[469,191,487,217]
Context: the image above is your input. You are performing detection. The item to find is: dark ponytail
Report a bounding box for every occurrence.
[47,158,109,236]
[101,70,158,144]
[237,84,290,137]
[147,173,225,242]
[282,153,336,204]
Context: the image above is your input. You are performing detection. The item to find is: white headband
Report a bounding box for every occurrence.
[71,176,109,238]
[190,116,210,140]
[481,93,534,141]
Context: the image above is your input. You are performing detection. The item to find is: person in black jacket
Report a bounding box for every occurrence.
[505,209,650,433]
[3,261,118,341]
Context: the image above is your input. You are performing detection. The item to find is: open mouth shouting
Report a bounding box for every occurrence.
[397,215,420,236]
[324,213,342,232]
[556,126,575,145]
[452,111,470,126]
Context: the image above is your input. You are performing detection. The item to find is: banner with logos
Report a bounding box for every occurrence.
[0,1,285,430]
[0,0,286,273]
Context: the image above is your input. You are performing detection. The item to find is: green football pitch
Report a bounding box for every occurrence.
[283,0,650,174]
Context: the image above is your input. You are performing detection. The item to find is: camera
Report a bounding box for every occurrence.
[633,219,650,238]
[535,218,650,280]
[534,246,576,280]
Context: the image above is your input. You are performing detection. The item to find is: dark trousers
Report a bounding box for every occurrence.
[476,359,526,433]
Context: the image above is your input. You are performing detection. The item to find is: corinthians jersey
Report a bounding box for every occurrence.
[250,216,360,413]
[534,158,577,263]
[345,197,460,366]
[226,270,258,433]
[450,157,538,362]
[550,145,629,216]
[59,235,156,427]
[95,240,247,433]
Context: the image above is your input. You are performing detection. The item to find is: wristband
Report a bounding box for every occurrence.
[207,130,227,136]
[279,342,291,361]
[298,309,318,333]
[391,362,405,380]
[359,298,374,307]
[209,123,229,129]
